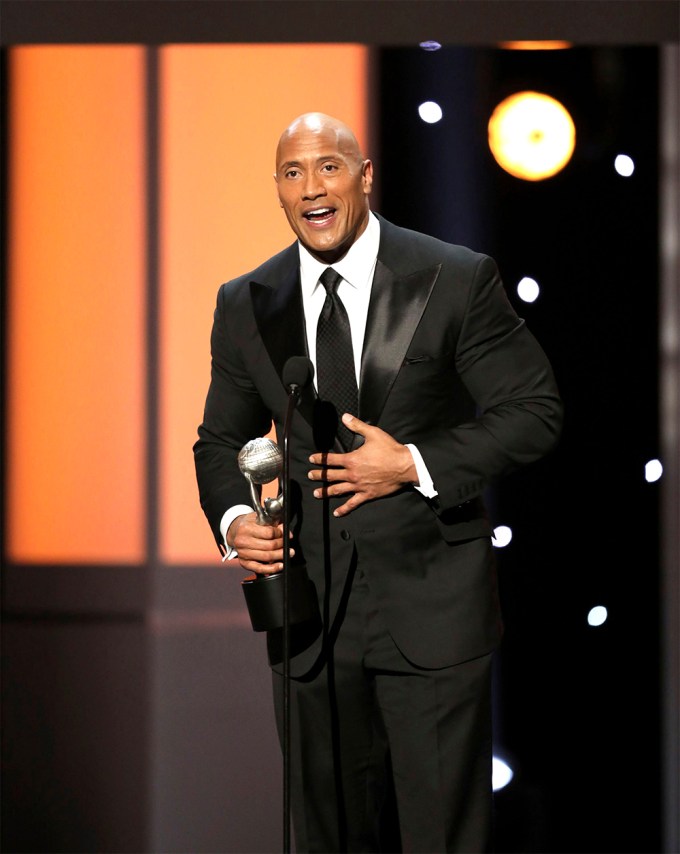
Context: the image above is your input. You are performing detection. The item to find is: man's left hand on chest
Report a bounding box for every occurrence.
[308,414,418,517]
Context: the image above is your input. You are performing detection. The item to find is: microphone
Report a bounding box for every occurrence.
[281,355,315,854]
[283,356,314,394]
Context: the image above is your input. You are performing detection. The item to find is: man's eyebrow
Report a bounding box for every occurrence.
[279,154,344,170]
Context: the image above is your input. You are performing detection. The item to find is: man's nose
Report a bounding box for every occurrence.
[302,173,326,200]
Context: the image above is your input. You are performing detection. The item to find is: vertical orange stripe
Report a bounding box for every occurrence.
[159,45,368,563]
[7,46,146,563]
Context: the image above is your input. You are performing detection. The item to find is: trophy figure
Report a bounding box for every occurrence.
[237,437,284,525]
[238,438,316,632]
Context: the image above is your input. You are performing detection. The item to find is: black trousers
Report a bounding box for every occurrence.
[273,565,494,853]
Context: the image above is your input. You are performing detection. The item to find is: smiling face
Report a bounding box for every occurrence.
[274,113,373,264]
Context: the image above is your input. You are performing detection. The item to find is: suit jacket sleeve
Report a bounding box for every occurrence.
[415,253,563,515]
[193,282,272,550]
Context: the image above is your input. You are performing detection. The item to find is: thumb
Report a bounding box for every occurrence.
[342,413,370,434]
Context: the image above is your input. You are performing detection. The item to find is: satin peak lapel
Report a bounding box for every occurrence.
[359,259,441,425]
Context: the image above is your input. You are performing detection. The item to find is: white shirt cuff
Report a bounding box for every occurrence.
[219,505,253,561]
[405,443,438,499]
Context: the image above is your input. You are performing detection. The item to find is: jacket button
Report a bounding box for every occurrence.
[340,530,351,541]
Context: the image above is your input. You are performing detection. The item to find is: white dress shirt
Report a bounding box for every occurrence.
[220,213,436,558]
[298,209,379,390]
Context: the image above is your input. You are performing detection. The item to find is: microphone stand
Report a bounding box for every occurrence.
[282,382,301,854]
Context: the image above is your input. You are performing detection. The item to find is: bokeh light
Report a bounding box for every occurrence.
[615,154,635,176]
[645,459,663,482]
[588,606,608,627]
[488,91,576,180]
[492,525,513,548]
[517,276,540,303]
[418,101,443,124]
[492,756,514,791]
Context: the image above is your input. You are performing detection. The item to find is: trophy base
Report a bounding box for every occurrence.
[241,564,317,632]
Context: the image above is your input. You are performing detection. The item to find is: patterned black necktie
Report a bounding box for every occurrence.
[316,267,359,450]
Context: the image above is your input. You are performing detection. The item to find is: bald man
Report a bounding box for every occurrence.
[194,113,562,852]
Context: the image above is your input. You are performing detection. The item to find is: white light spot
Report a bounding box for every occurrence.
[517,276,540,303]
[645,459,663,482]
[614,154,635,177]
[492,525,513,548]
[418,101,443,124]
[420,40,442,51]
[588,606,608,627]
[493,756,514,791]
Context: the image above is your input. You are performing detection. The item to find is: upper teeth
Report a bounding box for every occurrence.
[308,208,332,216]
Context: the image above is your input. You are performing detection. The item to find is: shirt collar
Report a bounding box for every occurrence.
[298,211,380,297]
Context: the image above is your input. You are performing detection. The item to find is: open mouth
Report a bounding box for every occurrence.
[303,207,336,226]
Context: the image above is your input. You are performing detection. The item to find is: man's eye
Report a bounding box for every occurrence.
[322,164,338,173]
[285,169,299,179]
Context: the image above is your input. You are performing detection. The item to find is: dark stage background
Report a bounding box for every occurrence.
[377,44,662,854]
[2,3,678,853]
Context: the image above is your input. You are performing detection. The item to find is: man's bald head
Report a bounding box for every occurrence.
[275,112,366,174]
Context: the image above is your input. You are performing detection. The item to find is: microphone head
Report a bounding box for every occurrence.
[237,438,283,485]
[283,356,314,390]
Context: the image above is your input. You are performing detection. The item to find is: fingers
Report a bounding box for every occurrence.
[308,466,352,483]
[309,451,343,467]
[332,494,362,517]
[311,481,354,499]
[239,557,286,575]
[237,541,295,575]
[307,450,358,482]
[308,415,373,466]
[232,518,294,575]
[235,520,284,546]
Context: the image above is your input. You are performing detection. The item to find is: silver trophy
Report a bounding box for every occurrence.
[237,437,317,633]
[237,437,284,524]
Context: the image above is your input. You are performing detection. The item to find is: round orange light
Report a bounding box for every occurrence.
[488,91,576,181]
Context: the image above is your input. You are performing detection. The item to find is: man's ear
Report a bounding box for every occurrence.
[362,159,374,195]
[273,172,283,207]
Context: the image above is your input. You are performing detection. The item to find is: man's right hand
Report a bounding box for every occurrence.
[226,512,293,575]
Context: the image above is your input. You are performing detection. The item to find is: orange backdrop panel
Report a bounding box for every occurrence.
[7,46,147,563]
[159,44,368,563]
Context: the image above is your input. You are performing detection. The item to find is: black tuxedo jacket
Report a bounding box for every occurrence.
[194,215,562,676]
